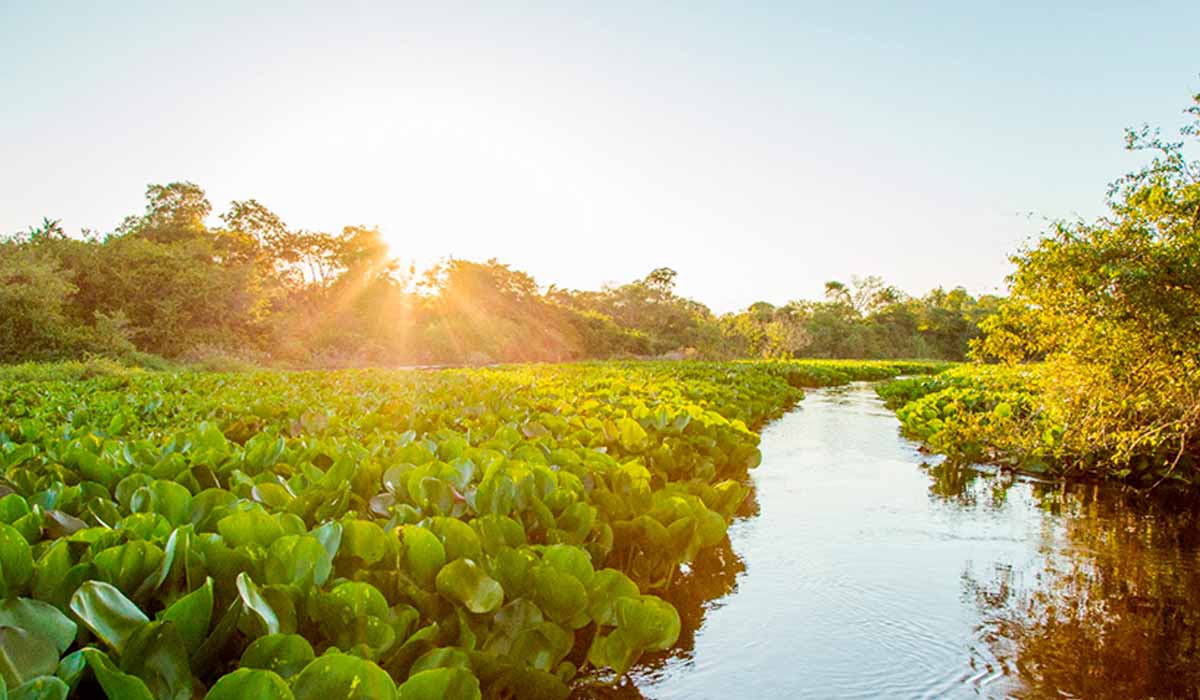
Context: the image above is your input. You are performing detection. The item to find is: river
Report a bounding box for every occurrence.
[620,382,1200,699]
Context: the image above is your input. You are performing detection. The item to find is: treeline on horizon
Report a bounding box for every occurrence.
[0,187,999,367]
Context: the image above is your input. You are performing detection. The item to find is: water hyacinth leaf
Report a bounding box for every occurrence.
[82,648,154,700]
[159,578,214,653]
[0,495,30,524]
[318,582,394,652]
[409,647,470,676]
[0,523,34,598]
[93,541,165,596]
[265,535,330,590]
[236,573,279,637]
[291,653,397,700]
[397,667,481,700]
[130,481,192,526]
[10,676,69,700]
[69,581,149,653]
[485,666,569,700]
[615,595,680,651]
[120,621,192,700]
[339,520,388,565]
[217,507,283,549]
[617,417,648,452]
[587,569,639,626]
[0,626,59,688]
[240,633,314,679]
[204,668,294,700]
[540,545,594,587]
[309,521,342,571]
[401,526,445,589]
[528,565,587,626]
[54,651,86,690]
[0,599,76,654]
[430,518,482,563]
[436,559,503,614]
[510,622,573,672]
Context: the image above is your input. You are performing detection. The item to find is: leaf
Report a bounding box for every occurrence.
[409,647,470,676]
[10,676,69,700]
[0,627,59,688]
[159,578,214,654]
[120,621,192,700]
[435,559,503,614]
[69,581,149,653]
[264,535,330,590]
[239,634,314,679]
[204,668,294,700]
[617,418,648,452]
[528,564,587,626]
[400,526,445,589]
[236,573,279,637]
[291,653,397,700]
[82,648,154,700]
[92,541,165,596]
[397,668,480,700]
[587,569,639,626]
[217,507,283,549]
[0,523,34,598]
[339,519,388,565]
[0,598,77,653]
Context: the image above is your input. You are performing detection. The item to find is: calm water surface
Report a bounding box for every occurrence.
[618,383,1200,699]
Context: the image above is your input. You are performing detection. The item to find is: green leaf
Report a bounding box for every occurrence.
[82,648,154,700]
[409,647,470,676]
[0,523,34,598]
[93,541,165,597]
[240,634,314,679]
[54,651,86,691]
[119,621,192,700]
[10,676,69,700]
[400,526,445,589]
[217,507,283,549]
[528,564,587,627]
[435,559,503,614]
[0,627,59,688]
[291,653,397,700]
[264,535,330,590]
[339,520,388,565]
[587,569,639,626]
[69,581,149,653]
[236,573,279,637]
[617,417,648,452]
[397,668,480,700]
[0,599,76,654]
[204,668,294,700]
[159,578,214,654]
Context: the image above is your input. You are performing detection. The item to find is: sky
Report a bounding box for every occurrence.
[2,1,1198,313]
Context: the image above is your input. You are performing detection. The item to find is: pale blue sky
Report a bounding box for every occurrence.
[2,1,1197,312]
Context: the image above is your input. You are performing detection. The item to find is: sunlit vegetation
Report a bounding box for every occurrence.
[875,91,1200,487]
[0,359,940,698]
[3,190,997,367]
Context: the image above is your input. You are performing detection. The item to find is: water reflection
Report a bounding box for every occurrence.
[597,384,1200,699]
[946,468,1200,699]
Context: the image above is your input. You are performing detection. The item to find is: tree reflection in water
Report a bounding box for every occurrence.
[932,463,1200,699]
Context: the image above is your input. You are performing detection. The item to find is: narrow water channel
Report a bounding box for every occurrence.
[628,382,1200,699]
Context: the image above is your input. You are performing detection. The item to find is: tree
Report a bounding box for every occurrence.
[989,90,1200,478]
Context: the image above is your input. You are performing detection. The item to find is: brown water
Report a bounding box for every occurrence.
[620,383,1200,699]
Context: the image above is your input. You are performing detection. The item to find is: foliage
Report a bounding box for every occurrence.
[965,90,1200,483]
[0,359,937,696]
[4,185,994,365]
